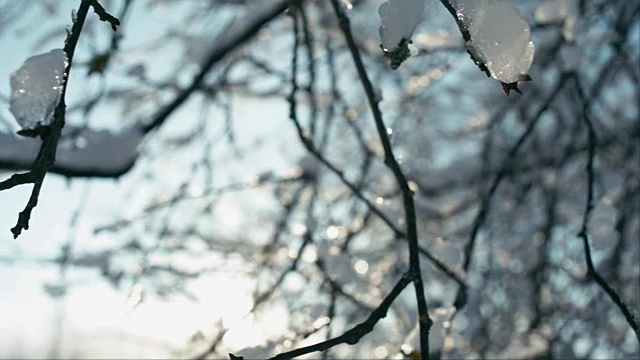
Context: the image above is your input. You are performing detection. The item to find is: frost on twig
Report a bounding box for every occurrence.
[455,0,535,95]
[9,49,68,137]
[378,0,425,69]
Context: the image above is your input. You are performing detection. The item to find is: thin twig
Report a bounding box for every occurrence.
[86,0,120,30]
[329,1,431,358]
[143,0,298,134]
[573,75,640,343]
[453,73,570,310]
[268,273,413,360]
[283,10,464,291]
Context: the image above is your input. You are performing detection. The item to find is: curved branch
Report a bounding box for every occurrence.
[330,1,431,358]
[142,0,297,134]
[268,273,412,360]
[573,75,640,343]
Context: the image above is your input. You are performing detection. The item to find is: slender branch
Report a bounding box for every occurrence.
[268,273,413,360]
[453,73,570,310]
[142,0,298,134]
[284,8,464,291]
[329,1,431,358]
[86,0,120,30]
[573,75,640,343]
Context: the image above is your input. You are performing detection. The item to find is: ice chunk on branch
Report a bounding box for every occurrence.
[378,0,425,69]
[9,49,68,131]
[457,0,534,94]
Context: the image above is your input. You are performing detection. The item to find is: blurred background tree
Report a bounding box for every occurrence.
[0,0,638,359]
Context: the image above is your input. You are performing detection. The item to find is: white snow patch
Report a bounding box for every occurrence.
[0,126,143,176]
[378,0,425,52]
[458,0,535,83]
[9,49,68,130]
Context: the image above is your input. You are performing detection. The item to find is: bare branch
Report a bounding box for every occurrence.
[573,75,640,343]
[329,1,431,358]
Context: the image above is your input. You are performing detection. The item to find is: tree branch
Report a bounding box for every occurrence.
[268,273,413,360]
[0,0,120,238]
[329,1,431,358]
[142,0,297,134]
[573,75,640,343]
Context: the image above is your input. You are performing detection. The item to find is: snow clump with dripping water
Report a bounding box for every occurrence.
[378,0,426,69]
[456,0,535,84]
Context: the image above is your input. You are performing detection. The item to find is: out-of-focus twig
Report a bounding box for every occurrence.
[573,75,640,343]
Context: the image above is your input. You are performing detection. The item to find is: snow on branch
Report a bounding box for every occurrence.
[0,0,120,238]
[10,49,68,136]
[456,0,534,95]
[378,0,425,69]
[379,0,536,95]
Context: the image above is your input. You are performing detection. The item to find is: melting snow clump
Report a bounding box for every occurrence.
[10,49,68,131]
[378,0,425,69]
[457,0,534,84]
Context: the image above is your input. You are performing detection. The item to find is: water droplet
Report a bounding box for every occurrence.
[325,226,340,240]
[354,260,369,274]
[71,9,78,22]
